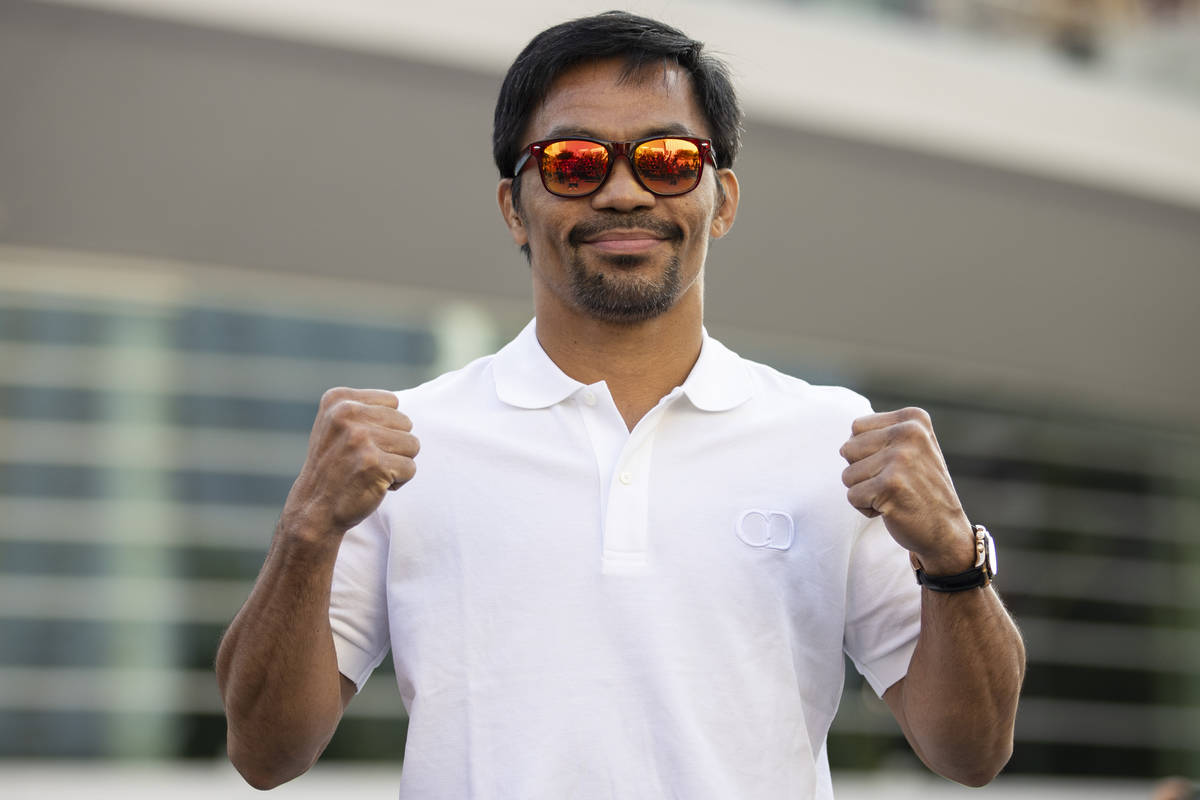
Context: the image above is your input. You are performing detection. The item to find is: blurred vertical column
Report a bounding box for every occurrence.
[94,302,180,758]
[430,301,500,376]
[1161,443,1200,780]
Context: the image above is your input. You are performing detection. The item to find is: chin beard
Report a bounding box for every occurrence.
[568,252,682,322]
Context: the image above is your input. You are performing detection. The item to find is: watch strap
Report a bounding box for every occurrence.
[911,524,994,593]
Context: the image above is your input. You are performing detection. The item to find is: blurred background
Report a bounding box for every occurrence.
[1,0,1198,797]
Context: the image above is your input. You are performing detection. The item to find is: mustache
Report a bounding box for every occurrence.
[567,213,684,247]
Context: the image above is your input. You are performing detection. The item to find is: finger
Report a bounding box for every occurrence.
[324,398,413,434]
[375,451,417,490]
[846,489,881,518]
[850,406,932,436]
[841,449,885,488]
[370,427,421,459]
[839,428,890,464]
[846,474,889,518]
[320,386,400,411]
[847,420,939,470]
[352,403,414,432]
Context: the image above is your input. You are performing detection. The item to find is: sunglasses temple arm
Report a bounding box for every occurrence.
[512,150,534,179]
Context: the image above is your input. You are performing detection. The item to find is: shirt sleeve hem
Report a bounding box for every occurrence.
[332,633,387,693]
[854,638,918,697]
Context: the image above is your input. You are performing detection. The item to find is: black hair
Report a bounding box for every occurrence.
[493,11,743,182]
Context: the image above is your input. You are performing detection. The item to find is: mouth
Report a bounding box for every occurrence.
[569,216,683,258]
[581,229,670,255]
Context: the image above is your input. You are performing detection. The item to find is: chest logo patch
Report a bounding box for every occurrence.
[735,509,795,551]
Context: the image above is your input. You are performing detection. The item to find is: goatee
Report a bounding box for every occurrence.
[566,212,684,322]
[568,252,682,322]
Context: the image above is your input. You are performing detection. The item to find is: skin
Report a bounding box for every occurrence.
[1152,778,1198,800]
[497,59,738,430]
[842,407,1025,785]
[215,387,417,788]
[216,55,1024,790]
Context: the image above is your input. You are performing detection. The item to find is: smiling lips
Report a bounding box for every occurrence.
[582,229,669,254]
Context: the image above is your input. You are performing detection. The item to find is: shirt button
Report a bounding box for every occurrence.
[582,391,596,406]
[619,471,633,485]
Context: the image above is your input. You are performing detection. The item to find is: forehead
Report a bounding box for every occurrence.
[524,57,709,143]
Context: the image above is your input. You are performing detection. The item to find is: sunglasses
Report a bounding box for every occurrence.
[513,136,717,198]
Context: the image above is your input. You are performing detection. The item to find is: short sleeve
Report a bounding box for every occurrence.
[329,506,392,692]
[843,515,922,696]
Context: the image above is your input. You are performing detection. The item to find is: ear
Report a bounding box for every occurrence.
[497,178,529,247]
[709,168,740,239]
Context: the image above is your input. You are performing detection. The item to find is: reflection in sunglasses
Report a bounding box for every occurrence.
[524,137,713,198]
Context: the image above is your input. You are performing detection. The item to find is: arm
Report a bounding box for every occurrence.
[215,387,419,789]
[841,407,1025,786]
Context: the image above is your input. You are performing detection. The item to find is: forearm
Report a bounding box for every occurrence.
[841,409,1025,784]
[216,520,347,789]
[894,585,1025,786]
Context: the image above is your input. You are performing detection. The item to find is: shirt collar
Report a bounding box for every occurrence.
[679,329,754,412]
[492,319,754,412]
[492,320,584,409]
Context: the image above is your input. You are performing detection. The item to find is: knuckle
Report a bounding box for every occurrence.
[894,419,926,443]
[881,469,905,494]
[321,386,353,408]
[355,445,380,472]
[325,399,354,426]
[394,459,417,484]
[343,425,371,451]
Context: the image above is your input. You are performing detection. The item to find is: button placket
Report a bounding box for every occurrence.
[575,382,625,551]
[576,386,679,574]
[601,413,665,572]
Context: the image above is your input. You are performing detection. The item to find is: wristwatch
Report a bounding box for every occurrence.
[910,524,997,592]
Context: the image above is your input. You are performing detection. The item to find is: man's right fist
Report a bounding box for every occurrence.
[284,387,420,535]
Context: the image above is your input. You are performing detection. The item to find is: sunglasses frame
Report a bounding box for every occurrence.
[513,135,718,198]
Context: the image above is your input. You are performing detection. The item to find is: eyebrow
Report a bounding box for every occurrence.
[541,123,701,141]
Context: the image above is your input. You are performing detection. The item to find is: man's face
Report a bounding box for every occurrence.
[498,58,738,324]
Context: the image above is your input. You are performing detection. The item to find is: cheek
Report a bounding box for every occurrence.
[527,200,575,242]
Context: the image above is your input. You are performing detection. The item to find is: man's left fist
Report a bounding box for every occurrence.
[839,407,976,576]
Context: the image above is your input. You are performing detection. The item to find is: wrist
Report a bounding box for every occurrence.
[281,474,354,541]
[910,521,977,577]
[911,524,998,592]
[277,502,348,551]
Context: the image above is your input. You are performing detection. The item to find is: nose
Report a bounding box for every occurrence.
[590,155,656,212]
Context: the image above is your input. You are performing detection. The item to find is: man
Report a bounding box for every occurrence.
[216,11,1025,798]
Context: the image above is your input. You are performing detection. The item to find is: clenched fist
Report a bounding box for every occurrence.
[284,387,420,536]
[839,407,975,576]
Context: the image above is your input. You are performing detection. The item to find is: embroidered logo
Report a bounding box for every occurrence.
[735,509,794,551]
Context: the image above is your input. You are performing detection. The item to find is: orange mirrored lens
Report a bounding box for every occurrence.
[537,140,610,196]
[631,138,703,196]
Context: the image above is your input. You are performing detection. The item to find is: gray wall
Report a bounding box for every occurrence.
[2,0,1198,429]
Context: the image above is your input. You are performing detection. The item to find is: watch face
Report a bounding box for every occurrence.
[986,531,998,577]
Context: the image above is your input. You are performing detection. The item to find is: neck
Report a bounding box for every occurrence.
[534,290,703,431]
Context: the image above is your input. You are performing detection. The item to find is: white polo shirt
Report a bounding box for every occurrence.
[330,320,921,799]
